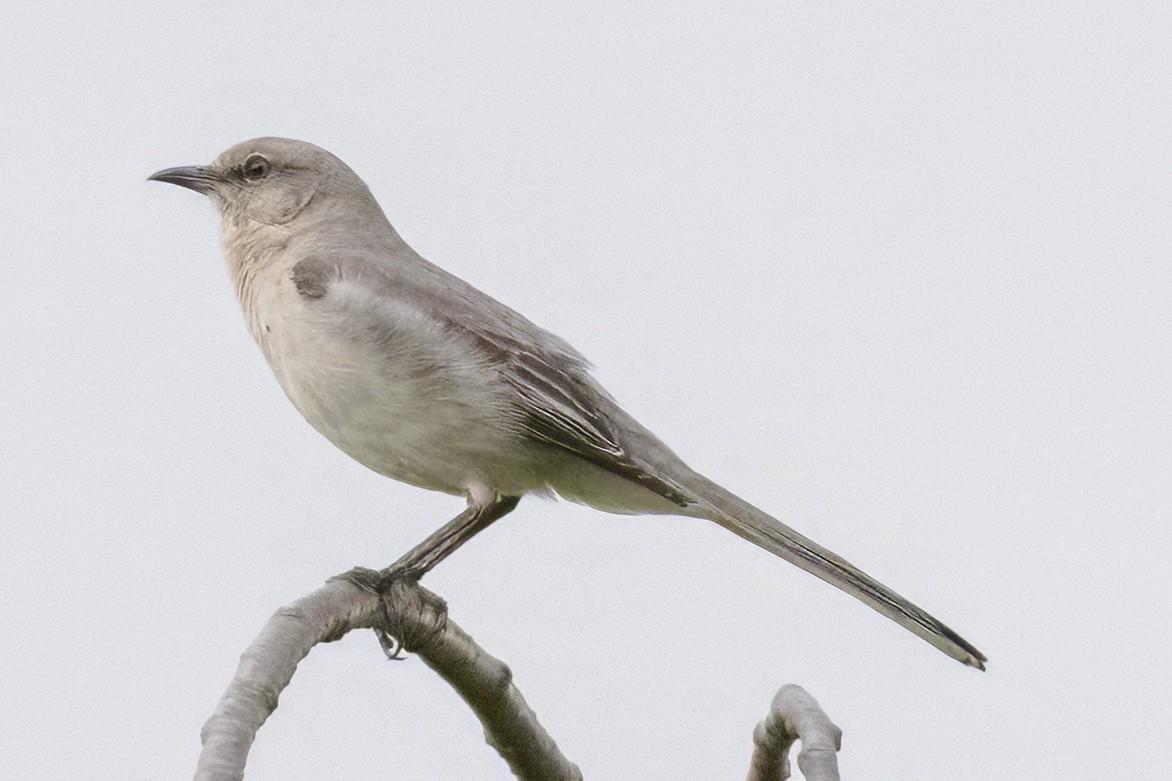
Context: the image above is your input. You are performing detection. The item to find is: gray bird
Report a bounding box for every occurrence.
[149,137,985,669]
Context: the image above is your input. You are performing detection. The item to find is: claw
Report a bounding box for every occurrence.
[375,627,407,660]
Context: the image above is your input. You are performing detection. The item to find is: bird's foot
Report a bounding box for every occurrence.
[337,565,387,593]
[337,564,419,592]
[335,566,446,660]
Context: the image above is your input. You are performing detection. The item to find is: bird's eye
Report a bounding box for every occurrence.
[242,154,272,182]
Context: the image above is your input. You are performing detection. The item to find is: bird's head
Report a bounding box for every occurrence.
[149,137,375,229]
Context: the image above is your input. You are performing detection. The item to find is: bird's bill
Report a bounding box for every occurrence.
[147,165,219,194]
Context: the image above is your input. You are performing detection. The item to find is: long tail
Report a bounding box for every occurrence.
[687,473,986,669]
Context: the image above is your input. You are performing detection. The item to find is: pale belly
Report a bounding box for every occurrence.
[246,291,527,497]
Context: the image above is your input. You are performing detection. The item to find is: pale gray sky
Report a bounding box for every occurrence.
[3,2,1170,779]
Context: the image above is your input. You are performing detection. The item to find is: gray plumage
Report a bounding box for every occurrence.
[149,137,986,669]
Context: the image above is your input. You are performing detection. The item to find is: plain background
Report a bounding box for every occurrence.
[3,3,1170,778]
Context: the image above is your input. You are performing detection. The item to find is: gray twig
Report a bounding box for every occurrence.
[747,684,843,781]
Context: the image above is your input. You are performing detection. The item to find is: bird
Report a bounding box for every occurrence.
[149,137,985,669]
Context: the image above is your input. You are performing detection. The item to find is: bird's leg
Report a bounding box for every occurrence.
[379,494,521,582]
[342,495,521,592]
[341,495,520,658]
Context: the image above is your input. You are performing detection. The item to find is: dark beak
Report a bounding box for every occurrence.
[147,165,220,195]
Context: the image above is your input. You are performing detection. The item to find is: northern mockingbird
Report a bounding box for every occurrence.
[150,137,985,668]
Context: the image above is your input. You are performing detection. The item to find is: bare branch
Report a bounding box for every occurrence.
[193,578,383,781]
[193,575,580,781]
[746,684,843,781]
[384,578,583,781]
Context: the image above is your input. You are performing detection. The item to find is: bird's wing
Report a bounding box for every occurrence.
[291,251,693,506]
[460,323,694,507]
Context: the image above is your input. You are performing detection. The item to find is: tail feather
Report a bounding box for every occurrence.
[689,475,986,669]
